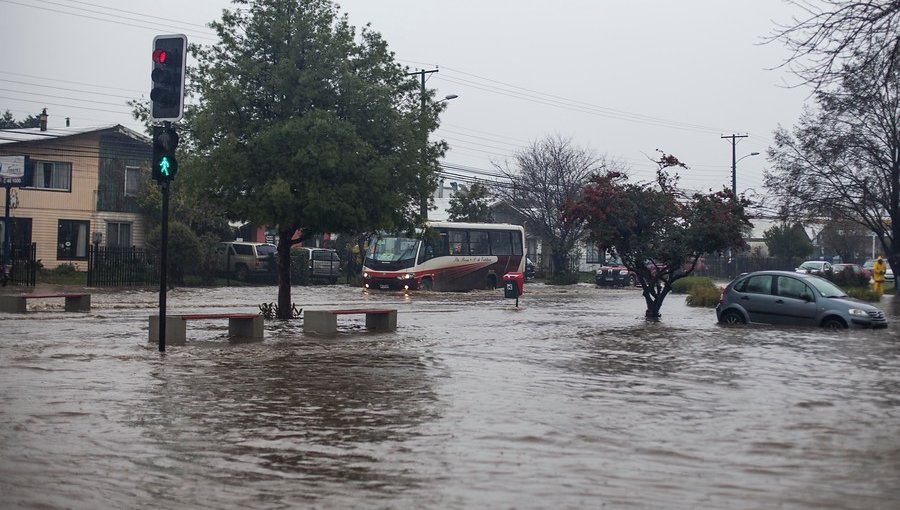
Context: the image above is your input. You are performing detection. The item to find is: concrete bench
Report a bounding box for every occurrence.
[149,313,264,345]
[303,308,397,335]
[0,293,91,313]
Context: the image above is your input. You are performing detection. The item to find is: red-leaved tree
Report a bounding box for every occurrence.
[567,153,752,319]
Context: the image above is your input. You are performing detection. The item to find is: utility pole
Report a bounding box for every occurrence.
[722,133,748,195]
[407,68,439,220]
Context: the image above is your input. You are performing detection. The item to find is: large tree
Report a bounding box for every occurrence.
[569,154,752,319]
[495,135,608,280]
[763,222,814,261]
[769,0,900,90]
[190,0,445,317]
[764,55,899,285]
[0,110,41,129]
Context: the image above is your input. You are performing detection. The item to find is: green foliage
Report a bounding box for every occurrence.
[188,0,447,316]
[447,183,494,223]
[145,221,203,286]
[569,152,752,318]
[685,285,723,307]
[671,276,716,294]
[38,263,86,285]
[0,109,41,129]
[763,223,813,260]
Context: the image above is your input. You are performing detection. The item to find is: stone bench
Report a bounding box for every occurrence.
[303,308,397,335]
[149,313,264,345]
[0,293,91,313]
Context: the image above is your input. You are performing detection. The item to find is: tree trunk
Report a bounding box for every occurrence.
[276,229,294,320]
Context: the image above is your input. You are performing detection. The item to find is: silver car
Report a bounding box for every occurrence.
[716,270,887,329]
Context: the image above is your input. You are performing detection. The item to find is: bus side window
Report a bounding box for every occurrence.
[470,231,490,255]
[489,230,512,255]
[449,230,467,255]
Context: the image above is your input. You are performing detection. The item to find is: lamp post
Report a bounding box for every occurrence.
[732,152,760,195]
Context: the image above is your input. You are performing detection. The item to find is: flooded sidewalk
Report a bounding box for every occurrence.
[2,283,899,508]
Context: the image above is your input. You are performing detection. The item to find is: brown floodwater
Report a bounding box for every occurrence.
[1,283,899,509]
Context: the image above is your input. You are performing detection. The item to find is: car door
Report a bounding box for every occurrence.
[735,274,778,323]
[773,275,818,326]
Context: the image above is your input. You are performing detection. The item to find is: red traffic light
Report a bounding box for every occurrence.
[152,48,168,65]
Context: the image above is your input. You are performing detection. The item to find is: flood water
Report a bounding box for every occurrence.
[1,282,899,509]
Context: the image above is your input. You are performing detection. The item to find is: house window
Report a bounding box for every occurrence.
[32,161,72,191]
[106,222,132,247]
[57,220,89,260]
[124,166,141,197]
[585,243,601,264]
[0,217,32,257]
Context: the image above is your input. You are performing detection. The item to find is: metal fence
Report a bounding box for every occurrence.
[5,243,37,287]
[696,255,799,282]
[87,245,157,287]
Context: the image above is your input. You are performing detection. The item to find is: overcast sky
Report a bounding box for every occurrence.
[1,0,814,206]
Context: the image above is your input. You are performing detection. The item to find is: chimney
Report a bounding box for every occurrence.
[65,117,70,127]
[39,108,48,131]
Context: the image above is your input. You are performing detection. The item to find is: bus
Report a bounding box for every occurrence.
[363,221,526,291]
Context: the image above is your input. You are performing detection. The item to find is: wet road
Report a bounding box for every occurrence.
[1,283,899,509]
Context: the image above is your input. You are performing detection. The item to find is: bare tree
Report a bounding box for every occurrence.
[769,0,900,90]
[494,135,610,280]
[765,55,899,282]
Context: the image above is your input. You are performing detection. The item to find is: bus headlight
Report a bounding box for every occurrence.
[363,272,369,278]
[401,273,414,280]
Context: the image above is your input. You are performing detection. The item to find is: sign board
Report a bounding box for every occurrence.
[0,156,27,186]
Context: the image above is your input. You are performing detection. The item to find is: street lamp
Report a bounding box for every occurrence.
[732,151,760,195]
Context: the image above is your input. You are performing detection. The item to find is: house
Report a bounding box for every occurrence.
[0,116,152,270]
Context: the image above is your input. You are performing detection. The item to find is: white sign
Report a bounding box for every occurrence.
[0,156,26,185]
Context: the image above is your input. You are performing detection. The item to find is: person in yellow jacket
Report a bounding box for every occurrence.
[872,256,887,296]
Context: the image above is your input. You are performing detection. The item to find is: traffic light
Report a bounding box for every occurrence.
[150,34,187,122]
[152,125,179,182]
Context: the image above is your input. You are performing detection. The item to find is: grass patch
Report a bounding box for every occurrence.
[686,285,723,308]
[672,276,716,294]
[37,263,87,286]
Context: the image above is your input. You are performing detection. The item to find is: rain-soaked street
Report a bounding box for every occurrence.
[1,282,899,509]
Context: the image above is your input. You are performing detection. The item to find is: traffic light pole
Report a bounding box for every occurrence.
[157,122,171,353]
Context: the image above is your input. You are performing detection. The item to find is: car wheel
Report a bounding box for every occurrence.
[422,277,433,291]
[720,309,745,325]
[821,317,847,329]
[628,275,637,287]
[234,264,250,282]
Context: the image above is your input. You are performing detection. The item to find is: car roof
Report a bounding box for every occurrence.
[741,270,818,279]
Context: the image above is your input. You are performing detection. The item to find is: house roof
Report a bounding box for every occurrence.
[0,124,150,146]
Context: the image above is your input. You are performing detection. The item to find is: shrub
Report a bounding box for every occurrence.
[146,221,202,286]
[686,285,723,307]
[672,276,716,294]
[845,286,881,302]
[290,249,311,286]
[826,267,869,288]
[48,262,78,275]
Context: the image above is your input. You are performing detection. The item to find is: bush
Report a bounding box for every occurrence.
[825,267,869,288]
[146,221,202,286]
[845,286,882,302]
[672,276,716,294]
[290,249,311,286]
[686,285,723,307]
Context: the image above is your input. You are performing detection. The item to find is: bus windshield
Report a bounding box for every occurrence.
[367,236,419,264]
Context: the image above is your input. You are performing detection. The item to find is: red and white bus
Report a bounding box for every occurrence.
[363,221,526,291]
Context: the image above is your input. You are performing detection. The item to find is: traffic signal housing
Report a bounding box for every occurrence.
[152,125,179,182]
[150,34,187,122]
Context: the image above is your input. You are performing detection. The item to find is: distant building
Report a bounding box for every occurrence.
[0,119,152,270]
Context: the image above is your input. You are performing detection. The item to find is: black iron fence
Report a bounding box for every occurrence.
[87,245,157,287]
[696,255,799,282]
[5,243,37,286]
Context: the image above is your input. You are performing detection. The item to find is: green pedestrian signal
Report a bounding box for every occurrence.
[152,125,179,182]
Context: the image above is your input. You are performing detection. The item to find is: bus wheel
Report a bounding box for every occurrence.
[486,275,497,290]
[421,277,433,291]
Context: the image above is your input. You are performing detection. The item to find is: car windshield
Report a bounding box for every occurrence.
[799,261,823,270]
[256,245,276,256]
[806,275,848,298]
